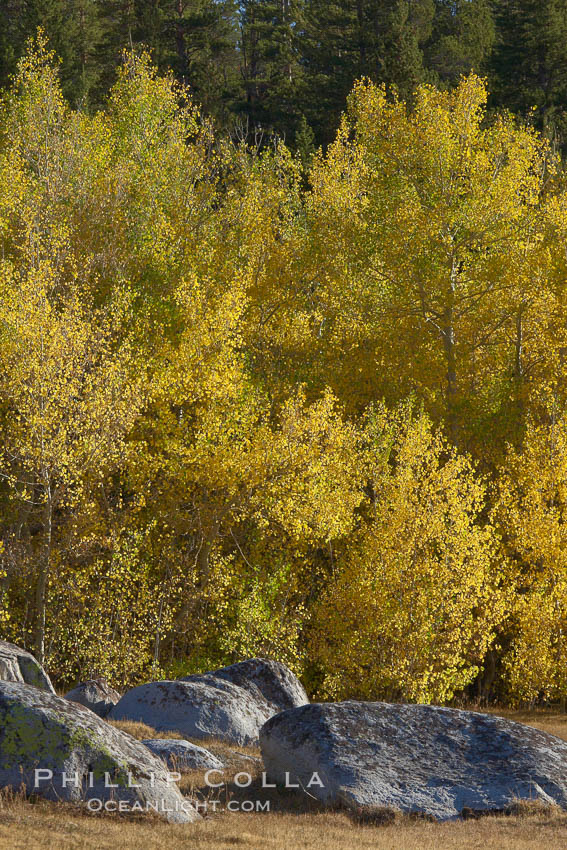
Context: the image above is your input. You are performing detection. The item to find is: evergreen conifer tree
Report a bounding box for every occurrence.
[0,0,110,106]
[491,0,567,141]
[426,0,495,86]
[300,0,434,145]
[239,0,305,140]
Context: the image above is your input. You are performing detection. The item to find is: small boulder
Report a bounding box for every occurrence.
[65,678,121,718]
[182,658,308,714]
[260,701,567,821]
[0,640,54,693]
[142,739,224,772]
[109,679,271,746]
[0,681,200,822]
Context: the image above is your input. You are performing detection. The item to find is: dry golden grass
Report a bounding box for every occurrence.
[106,719,184,740]
[484,706,567,742]
[107,720,260,760]
[1,796,566,850]
[3,707,567,849]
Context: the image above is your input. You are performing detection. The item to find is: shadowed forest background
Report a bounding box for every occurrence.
[4,1,567,150]
[2,3,567,707]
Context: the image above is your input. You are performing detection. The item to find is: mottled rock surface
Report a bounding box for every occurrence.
[111,659,308,746]
[0,641,54,693]
[0,682,199,822]
[260,701,567,821]
[183,658,308,714]
[65,679,121,718]
[110,679,271,746]
[142,739,224,771]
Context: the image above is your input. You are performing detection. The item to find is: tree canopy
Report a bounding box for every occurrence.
[2,36,567,708]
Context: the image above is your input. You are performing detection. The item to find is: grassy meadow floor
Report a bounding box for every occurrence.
[2,709,567,849]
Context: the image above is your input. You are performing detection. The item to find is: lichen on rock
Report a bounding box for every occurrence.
[0,681,200,823]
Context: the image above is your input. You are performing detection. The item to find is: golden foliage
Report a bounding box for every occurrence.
[312,405,504,703]
[1,39,567,705]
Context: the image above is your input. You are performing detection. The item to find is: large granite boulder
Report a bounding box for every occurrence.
[0,681,199,823]
[182,658,308,714]
[142,739,224,772]
[110,679,271,746]
[0,641,54,693]
[260,701,567,821]
[65,679,121,718]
